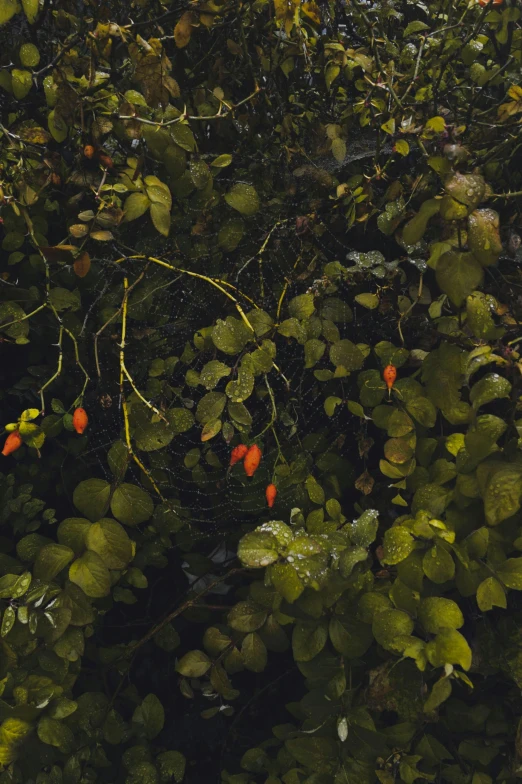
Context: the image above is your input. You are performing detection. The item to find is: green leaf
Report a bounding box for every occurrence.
[332,137,346,162]
[269,563,304,602]
[228,601,267,632]
[339,545,368,577]
[73,479,111,522]
[445,172,485,209]
[321,297,353,322]
[0,0,21,26]
[226,368,255,402]
[107,441,130,481]
[20,407,39,421]
[424,677,452,713]
[394,139,410,156]
[85,518,133,569]
[225,183,260,216]
[330,339,364,370]
[470,373,511,410]
[306,475,325,504]
[123,192,151,221]
[238,531,280,568]
[351,509,379,548]
[372,609,414,653]
[403,199,440,246]
[19,42,39,67]
[382,526,416,565]
[69,550,111,598]
[436,251,484,307]
[34,543,74,581]
[468,209,502,266]
[497,558,522,590]
[1,606,15,637]
[111,483,153,526]
[212,317,251,354]
[218,218,244,251]
[176,650,211,677]
[150,202,171,236]
[406,397,437,428]
[48,109,68,142]
[57,517,91,554]
[304,338,326,368]
[329,615,373,658]
[37,717,75,754]
[196,392,227,424]
[324,396,342,416]
[404,20,430,35]
[423,544,455,583]
[476,576,506,610]
[199,419,221,445]
[285,737,338,773]
[292,620,328,661]
[200,360,231,390]
[212,153,233,168]
[355,293,380,310]
[426,629,472,670]
[325,62,340,89]
[157,751,186,784]
[288,293,315,320]
[466,292,502,340]
[132,694,165,739]
[11,68,32,99]
[21,0,38,22]
[241,632,268,672]
[418,597,464,634]
[241,747,269,774]
[0,571,30,599]
[387,410,414,437]
[478,462,522,525]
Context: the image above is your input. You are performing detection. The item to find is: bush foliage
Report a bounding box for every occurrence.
[2,0,522,781]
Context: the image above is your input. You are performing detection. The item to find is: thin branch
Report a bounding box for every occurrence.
[127,567,246,654]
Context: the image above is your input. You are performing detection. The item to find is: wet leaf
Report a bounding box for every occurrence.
[426,629,472,670]
[69,551,111,598]
[418,597,464,634]
[34,543,74,581]
[73,479,111,522]
[476,577,506,611]
[111,483,154,526]
[132,694,164,739]
[225,183,260,216]
[436,251,484,307]
[176,650,211,677]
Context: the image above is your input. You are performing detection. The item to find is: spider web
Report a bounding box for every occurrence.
[33,141,397,552]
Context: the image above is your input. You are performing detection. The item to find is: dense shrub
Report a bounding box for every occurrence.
[1,0,522,781]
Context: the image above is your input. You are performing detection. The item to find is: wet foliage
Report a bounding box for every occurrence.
[2,0,522,781]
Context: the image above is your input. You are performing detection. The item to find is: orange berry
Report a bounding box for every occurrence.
[230,444,248,466]
[383,364,397,391]
[266,484,277,508]
[83,145,95,159]
[244,444,262,477]
[2,431,22,456]
[72,407,88,434]
[478,0,502,5]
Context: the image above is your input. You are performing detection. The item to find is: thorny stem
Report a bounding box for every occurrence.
[113,254,290,389]
[119,278,167,501]
[127,567,246,654]
[39,326,64,414]
[94,269,147,377]
[115,87,262,126]
[397,274,423,346]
